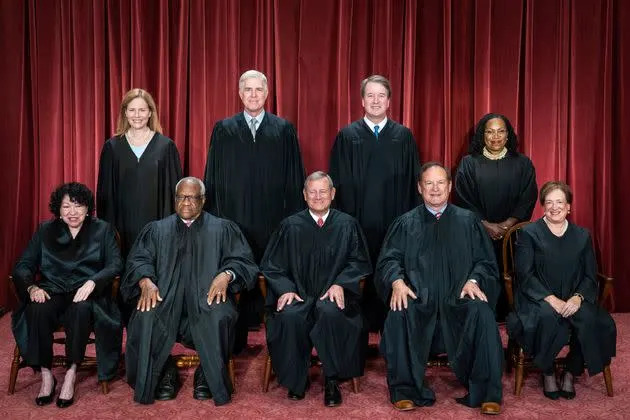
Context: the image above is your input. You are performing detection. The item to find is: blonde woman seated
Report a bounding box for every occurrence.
[507,181,616,400]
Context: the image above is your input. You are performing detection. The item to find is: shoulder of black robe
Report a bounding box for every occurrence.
[514,220,553,303]
[454,154,483,218]
[12,222,46,301]
[96,137,120,224]
[507,152,537,221]
[261,209,372,303]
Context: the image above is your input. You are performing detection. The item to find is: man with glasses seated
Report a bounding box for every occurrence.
[121,177,258,405]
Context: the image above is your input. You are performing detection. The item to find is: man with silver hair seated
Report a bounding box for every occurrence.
[122,177,258,405]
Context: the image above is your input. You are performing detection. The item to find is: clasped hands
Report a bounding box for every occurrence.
[276,284,345,312]
[545,294,582,318]
[28,280,95,304]
[389,279,487,311]
[136,271,233,312]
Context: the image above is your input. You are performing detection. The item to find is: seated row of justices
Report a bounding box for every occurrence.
[95,70,537,351]
[11,167,615,415]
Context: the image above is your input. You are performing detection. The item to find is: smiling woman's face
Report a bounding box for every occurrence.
[60,195,87,229]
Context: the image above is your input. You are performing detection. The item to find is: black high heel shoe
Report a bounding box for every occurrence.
[35,377,57,406]
[56,381,76,408]
[560,372,576,400]
[542,374,560,400]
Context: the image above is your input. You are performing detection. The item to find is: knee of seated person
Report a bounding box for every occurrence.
[70,300,92,314]
[315,299,345,319]
[205,303,236,326]
[539,300,560,321]
[274,304,306,324]
[385,307,408,325]
[467,298,495,319]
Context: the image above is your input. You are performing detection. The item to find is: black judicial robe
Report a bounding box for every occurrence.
[97,133,182,257]
[507,219,616,375]
[329,119,420,261]
[375,205,502,406]
[12,217,123,381]
[455,152,537,225]
[261,209,372,393]
[203,112,305,261]
[121,212,258,405]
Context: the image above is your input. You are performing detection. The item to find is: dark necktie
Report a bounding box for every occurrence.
[317,217,324,227]
[374,125,380,138]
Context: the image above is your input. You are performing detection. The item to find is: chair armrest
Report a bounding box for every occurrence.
[597,272,615,312]
[503,273,514,309]
[258,274,267,299]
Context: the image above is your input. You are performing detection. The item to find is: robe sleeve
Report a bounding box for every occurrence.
[374,216,409,302]
[260,223,298,300]
[90,223,123,296]
[454,157,483,219]
[121,222,158,304]
[12,227,43,301]
[509,157,537,221]
[97,140,116,224]
[203,123,223,215]
[332,221,372,296]
[329,132,355,214]
[218,221,259,294]
[466,218,501,307]
[515,230,552,302]
[159,139,183,219]
[574,233,599,303]
[282,123,306,215]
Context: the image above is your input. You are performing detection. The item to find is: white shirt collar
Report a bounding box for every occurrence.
[363,116,387,132]
[244,110,265,126]
[309,209,330,223]
[425,204,447,216]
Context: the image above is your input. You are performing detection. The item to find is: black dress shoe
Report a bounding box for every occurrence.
[324,378,342,407]
[155,363,181,401]
[35,377,57,406]
[193,365,212,400]
[287,389,305,400]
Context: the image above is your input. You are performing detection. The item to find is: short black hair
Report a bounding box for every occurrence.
[48,182,95,217]
[469,113,518,155]
[417,161,451,183]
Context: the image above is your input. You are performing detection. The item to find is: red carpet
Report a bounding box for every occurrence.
[0,313,628,419]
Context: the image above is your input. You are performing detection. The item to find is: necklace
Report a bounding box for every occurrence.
[126,129,153,146]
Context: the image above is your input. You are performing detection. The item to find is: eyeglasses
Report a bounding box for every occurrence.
[175,195,204,202]
[484,129,507,137]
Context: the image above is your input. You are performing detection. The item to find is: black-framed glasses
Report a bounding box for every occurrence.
[175,195,204,202]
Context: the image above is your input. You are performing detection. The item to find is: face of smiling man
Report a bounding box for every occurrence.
[362,81,390,124]
[418,165,452,212]
[239,76,268,117]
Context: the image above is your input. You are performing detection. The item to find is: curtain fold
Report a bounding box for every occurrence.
[1,0,629,310]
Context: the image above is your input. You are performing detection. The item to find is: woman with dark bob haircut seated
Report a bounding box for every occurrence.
[11,182,123,408]
[507,181,616,400]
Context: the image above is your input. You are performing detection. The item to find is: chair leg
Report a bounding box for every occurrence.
[505,339,514,373]
[351,377,360,393]
[228,358,236,393]
[514,348,525,396]
[603,364,613,397]
[262,354,272,392]
[100,380,109,394]
[8,344,21,395]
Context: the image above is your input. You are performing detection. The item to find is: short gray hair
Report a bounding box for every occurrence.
[239,70,268,91]
[304,171,334,190]
[175,177,206,196]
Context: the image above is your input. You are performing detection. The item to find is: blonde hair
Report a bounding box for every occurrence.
[115,88,163,135]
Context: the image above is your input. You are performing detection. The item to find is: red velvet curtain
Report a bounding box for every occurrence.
[1,0,629,310]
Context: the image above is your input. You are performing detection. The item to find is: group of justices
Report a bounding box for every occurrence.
[10,68,616,414]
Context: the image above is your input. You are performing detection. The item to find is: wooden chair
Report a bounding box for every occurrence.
[501,221,614,397]
[259,275,361,393]
[172,292,240,390]
[7,276,119,395]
